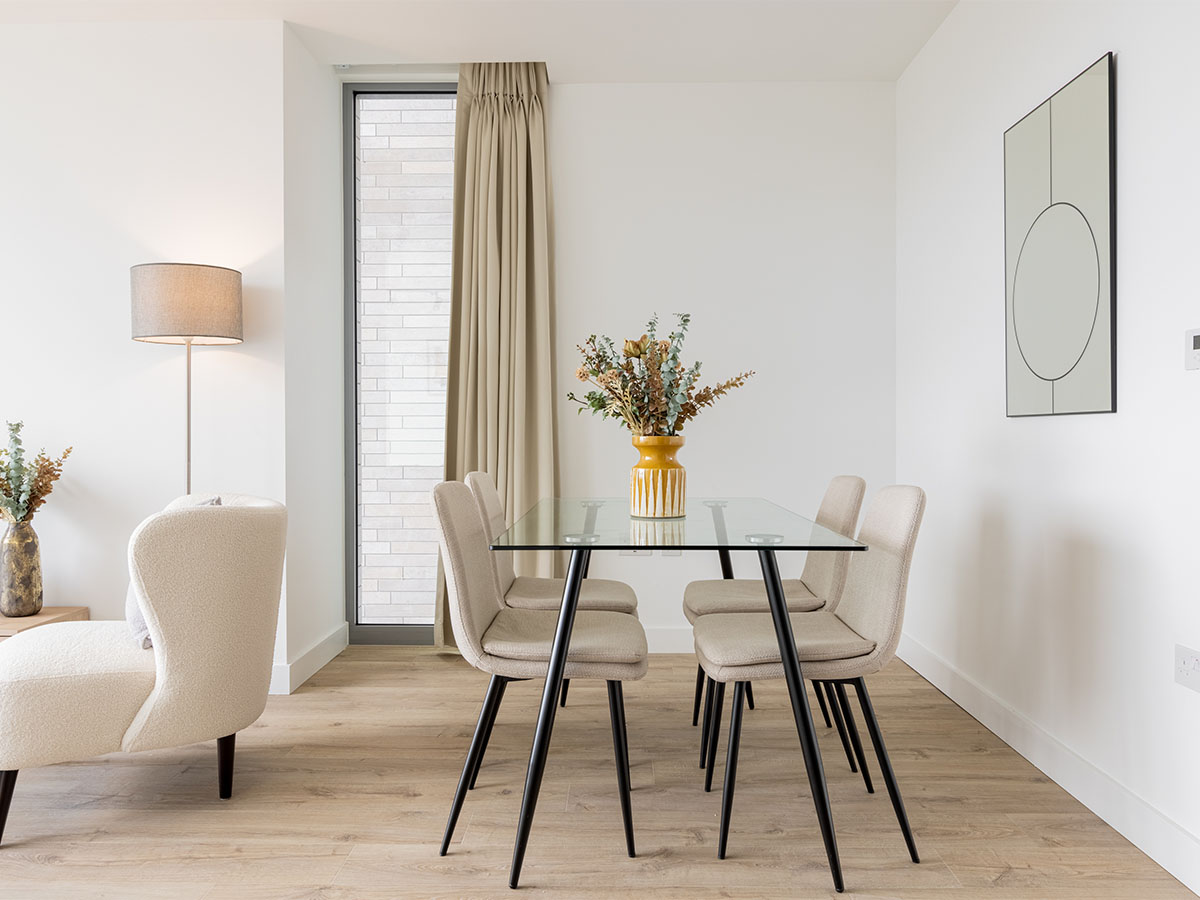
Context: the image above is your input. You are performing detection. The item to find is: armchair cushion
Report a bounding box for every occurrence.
[0,621,155,770]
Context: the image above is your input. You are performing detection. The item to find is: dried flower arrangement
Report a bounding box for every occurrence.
[568,313,754,436]
[0,422,72,524]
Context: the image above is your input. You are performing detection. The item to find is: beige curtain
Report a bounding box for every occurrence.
[436,62,559,648]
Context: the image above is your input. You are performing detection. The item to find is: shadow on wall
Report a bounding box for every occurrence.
[951,486,1114,747]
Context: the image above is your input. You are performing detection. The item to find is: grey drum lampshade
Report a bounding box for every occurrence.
[130,263,243,345]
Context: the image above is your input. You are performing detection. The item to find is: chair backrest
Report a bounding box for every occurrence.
[800,475,866,608]
[465,470,516,595]
[121,495,287,754]
[833,485,925,667]
[430,480,506,670]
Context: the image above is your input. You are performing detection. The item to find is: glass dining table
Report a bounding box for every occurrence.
[492,497,866,892]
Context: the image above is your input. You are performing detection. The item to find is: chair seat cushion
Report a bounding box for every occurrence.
[0,621,156,770]
[482,608,648,666]
[693,611,875,671]
[504,576,638,614]
[683,578,822,623]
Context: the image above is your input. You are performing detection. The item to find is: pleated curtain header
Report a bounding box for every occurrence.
[458,62,548,105]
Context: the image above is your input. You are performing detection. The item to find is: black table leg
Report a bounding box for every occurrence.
[758,549,844,893]
[509,547,589,889]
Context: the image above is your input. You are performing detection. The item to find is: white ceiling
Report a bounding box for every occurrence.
[0,0,957,83]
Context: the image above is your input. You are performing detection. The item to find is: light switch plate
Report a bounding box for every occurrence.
[1176,644,1200,693]
[1185,330,1200,370]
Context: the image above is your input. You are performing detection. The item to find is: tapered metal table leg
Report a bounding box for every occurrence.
[759,549,843,893]
[509,548,589,889]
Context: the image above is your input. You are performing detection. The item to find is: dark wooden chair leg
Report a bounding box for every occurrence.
[692,664,705,726]
[441,674,507,855]
[704,680,726,793]
[718,683,745,859]
[217,734,235,800]
[699,676,716,768]
[745,682,755,710]
[606,681,636,857]
[813,678,833,727]
[853,677,919,863]
[559,678,570,708]
[468,677,510,789]
[834,682,873,793]
[824,681,857,773]
[0,770,17,846]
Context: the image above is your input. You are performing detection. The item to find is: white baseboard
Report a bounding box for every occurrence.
[645,625,694,654]
[898,633,1200,896]
[269,621,349,695]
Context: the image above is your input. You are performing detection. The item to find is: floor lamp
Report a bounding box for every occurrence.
[130,263,243,494]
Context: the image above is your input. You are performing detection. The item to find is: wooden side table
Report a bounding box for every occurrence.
[0,607,89,642]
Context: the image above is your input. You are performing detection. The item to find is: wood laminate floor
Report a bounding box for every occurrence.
[0,648,1189,899]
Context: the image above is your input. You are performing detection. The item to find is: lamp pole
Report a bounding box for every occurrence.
[185,337,192,494]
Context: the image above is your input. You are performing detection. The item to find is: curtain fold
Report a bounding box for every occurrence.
[436,62,559,648]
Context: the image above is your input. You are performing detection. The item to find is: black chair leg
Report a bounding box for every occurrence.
[217,734,235,800]
[813,679,833,727]
[704,680,726,793]
[745,682,755,710]
[0,770,17,846]
[699,676,716,768]
[853,677,919,863]
[559,678,570,708]
[692,664,705,726]
[834,682,873,793]
[718,683,745,859]
[824,681,857,773]
[441,674,508,855]
[468,677,510,790]
[606,681,636,857]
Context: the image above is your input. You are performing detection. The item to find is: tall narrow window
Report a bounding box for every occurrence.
[347,85,456,638]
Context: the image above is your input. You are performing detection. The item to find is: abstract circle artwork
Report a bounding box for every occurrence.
[1004,54,1115,416]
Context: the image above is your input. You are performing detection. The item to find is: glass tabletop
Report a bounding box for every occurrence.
[491,497,867,552]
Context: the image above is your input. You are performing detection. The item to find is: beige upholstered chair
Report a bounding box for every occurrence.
[692,485,925,863]
[467,470,639,708]
[686,475,866,748]
[431,481,647,857]
[466,471,638,615]
[0,494,287,846]
[683,475,866,623]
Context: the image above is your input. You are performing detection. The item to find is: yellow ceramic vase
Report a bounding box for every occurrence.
[630,435,686,519]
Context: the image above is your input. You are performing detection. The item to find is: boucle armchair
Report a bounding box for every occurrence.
[0,494,286,845]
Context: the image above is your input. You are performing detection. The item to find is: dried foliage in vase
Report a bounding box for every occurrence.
[568,313,754,436]
[0,422,72,524]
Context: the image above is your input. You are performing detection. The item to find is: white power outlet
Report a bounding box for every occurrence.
[1175,644,1200,693]
[619,549,652,557]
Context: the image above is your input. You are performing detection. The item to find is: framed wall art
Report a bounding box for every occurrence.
[1005,53,1115,417]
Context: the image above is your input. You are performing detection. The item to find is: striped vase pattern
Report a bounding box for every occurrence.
[629,435,686,518]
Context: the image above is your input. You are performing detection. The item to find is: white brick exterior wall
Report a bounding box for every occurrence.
[355,94,455,625]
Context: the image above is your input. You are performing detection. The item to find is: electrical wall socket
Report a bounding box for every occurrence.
[1175,644,1200,693]
[619,549,652,557]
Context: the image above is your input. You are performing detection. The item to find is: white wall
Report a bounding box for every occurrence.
[895,2,1200,891]
[0,20,348,693]
[0,20,286,616]
[550,82,897,650]
[279,24,348,690]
